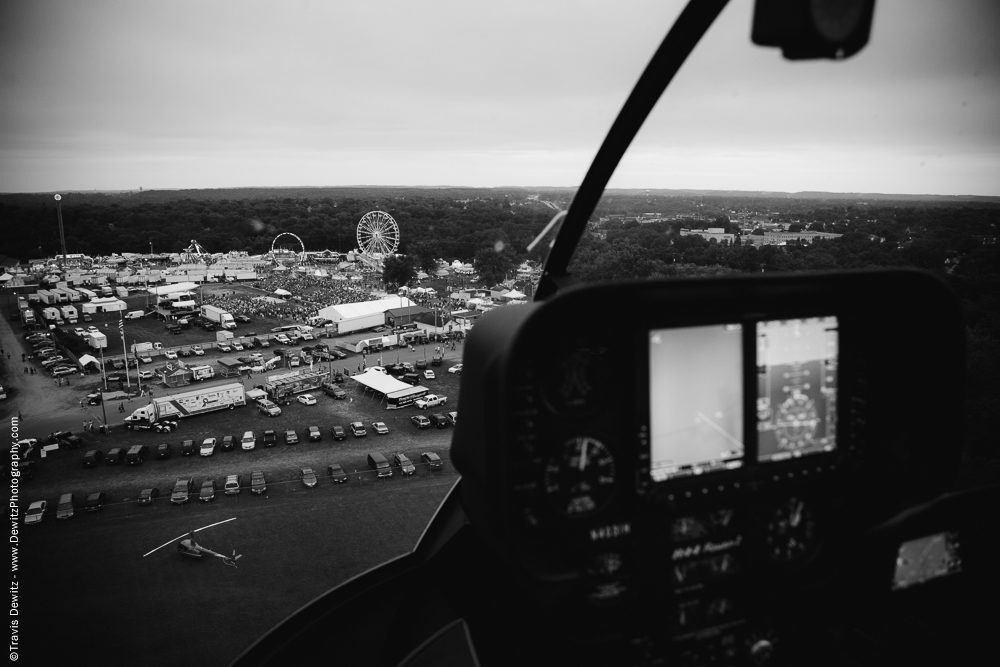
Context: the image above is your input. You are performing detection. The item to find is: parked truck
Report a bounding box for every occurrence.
[123,382,245,430]
[415,393,448,410]
[36,290,57,305]
[60,305,78,323]
[202,305,236,330]
[262,369,328,403]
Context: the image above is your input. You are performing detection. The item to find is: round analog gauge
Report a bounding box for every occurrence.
[774,390,818,449]
[539,342,614,416]
[543,436,617,517]
[766,497,819,562]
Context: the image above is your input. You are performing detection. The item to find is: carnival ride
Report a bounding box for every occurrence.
[182,239,212,264]
[356,211,400,266]
[269,232,307,265]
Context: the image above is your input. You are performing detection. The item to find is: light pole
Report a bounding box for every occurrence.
[99,386,108,433]
[54,194,67,272]
[99,344,107,391]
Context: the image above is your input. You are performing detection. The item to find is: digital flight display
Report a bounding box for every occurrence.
[892,531,962,590]
[756,317,838,462]
[649,324,744,481]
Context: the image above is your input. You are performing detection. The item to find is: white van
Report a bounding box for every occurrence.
[190,365,215,381]
[241,431,256,451]
[125,310,144,320]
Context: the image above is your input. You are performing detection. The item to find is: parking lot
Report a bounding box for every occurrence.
[6,305,466,667]
[23,352,463,506]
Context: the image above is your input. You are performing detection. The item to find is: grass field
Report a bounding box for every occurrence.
[20,471,457,666]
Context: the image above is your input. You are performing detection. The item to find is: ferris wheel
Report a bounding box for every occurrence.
[270,232,306,263]
[356,211,400,259]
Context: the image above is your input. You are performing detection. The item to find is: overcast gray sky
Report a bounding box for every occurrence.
[1,0,997,195]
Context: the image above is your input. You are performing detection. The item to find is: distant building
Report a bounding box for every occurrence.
[679,229,735,244]
[742,231,842,247]
[384,306,431,328]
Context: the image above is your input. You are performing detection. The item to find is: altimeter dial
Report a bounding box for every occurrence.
[766,497,819,562]
[543,436,617,517]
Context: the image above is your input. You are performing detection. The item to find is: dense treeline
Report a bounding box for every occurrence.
[0,191,555,266]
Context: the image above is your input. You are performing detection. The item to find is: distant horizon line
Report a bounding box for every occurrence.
[2,185,998,202]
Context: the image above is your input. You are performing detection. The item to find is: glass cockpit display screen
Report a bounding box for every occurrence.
[649,324,744,481]
[756,317,838,462]
[892,532,962,590]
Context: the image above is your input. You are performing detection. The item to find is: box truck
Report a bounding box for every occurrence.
[263,369,328,403]
[123,382,245,430]
[202,305,236,330]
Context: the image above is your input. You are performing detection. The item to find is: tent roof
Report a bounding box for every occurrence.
[318,297,415,322]
[351,369,412,395]
[503,289,526,299]
[147,282,199,295]
[384,306,431,318]
[78,354,98,366]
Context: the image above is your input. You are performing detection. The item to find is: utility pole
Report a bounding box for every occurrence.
[55,194,67,271]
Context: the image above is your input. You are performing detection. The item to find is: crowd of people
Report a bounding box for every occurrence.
[201,269,383,321]
[254,270,381,307]
[199,267,491,325]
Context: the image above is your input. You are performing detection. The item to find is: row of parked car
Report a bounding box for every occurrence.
[25,331,79,377]
[78,414,458,469]
[163,451,444,504]
[25,451,447,523]
[24,491,106,524]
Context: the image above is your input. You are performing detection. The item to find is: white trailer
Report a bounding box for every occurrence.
[202,305,236,330]
[334,312,386,335]
[123,382,245,430]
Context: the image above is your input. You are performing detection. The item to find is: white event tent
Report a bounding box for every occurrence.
[147,281,199,295]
